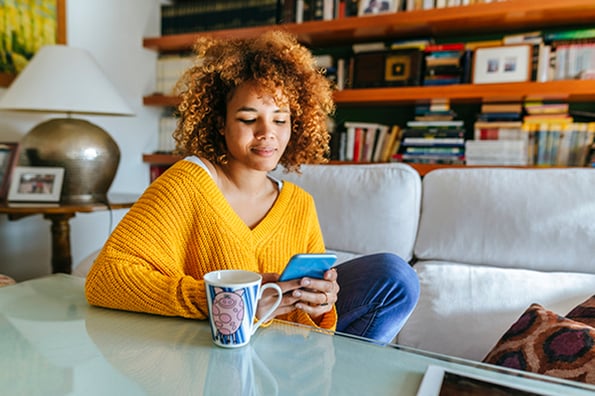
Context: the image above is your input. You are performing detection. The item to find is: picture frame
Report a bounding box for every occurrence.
[472,45,532,84]
[0,0,67,87]
[7,166,65,202]
[0,143,20,201]
[353,49,423,88]
[358,0,399,16]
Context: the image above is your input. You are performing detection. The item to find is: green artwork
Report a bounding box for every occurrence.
[0,0,59,74]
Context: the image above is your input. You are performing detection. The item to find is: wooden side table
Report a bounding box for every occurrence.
[0,193,137,274]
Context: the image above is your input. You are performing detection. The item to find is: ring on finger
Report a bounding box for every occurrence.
[320,292,329,306]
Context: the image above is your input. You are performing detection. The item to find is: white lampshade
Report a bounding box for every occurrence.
[0,45,133,115]
[0,45,134,203]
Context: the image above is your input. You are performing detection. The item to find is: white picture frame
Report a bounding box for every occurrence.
[358,0,399,16]
[7,166,65,202]
[472,45,532,84]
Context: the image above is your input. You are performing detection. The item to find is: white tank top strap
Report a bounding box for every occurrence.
[183,155,283,190]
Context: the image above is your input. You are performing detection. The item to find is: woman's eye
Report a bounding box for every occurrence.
[239,119,256,124]
[274,119,287,125]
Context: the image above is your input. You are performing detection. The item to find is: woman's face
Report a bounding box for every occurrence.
[223,82,291,172]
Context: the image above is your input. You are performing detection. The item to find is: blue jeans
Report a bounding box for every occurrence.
[335,253,419,344]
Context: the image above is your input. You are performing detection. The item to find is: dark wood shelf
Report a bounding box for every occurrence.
[141,154,591,176]
[144,80,595,107]
[142,153,182,165]
[144,0,595,51]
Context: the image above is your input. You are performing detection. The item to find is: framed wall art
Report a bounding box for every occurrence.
[472,45,532,84]
[8,166,64,202]
[0,0,66,87]
[0,142,19,201]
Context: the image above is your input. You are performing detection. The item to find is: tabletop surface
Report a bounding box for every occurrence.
[1,274,594,396]
[0,193,138,215]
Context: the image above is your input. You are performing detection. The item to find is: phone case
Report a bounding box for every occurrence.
[278,253,337,282]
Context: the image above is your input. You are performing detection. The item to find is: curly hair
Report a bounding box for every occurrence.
[172,30,335,173]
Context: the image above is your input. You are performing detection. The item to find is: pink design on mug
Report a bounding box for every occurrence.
[211,287,244,342]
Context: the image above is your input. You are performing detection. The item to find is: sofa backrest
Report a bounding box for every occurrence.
[414,168,595,274]
[271,163,422,262]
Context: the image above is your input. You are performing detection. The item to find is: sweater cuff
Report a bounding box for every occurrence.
[295,305,338,332]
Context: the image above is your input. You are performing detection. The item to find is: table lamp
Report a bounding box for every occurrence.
[0,45,134,203]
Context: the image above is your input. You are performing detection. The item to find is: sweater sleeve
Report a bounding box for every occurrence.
[85,164,210,319]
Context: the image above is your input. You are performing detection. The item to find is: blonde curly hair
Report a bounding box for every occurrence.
[172,30,335,172]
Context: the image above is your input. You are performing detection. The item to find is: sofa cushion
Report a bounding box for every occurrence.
[414,168,595,274]
[397,261,595,361]
[482,303,595,385]
[567,295,595,328]
[271,163,422,262]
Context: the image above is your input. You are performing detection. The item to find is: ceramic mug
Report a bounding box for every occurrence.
[204,270,283,348]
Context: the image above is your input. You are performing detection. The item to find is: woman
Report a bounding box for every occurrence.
[85,30,419,343]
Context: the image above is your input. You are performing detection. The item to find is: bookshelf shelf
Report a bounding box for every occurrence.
[144,0,595,51]
[141,155,579,177]
[144,80,595,107]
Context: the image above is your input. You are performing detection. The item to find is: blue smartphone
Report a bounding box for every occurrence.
[278,253,337,282]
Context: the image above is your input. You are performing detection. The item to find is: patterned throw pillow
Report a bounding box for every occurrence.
[482,303,595,384]
[567,295,595,328]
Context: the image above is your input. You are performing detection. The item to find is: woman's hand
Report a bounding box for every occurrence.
[256,269,339,321]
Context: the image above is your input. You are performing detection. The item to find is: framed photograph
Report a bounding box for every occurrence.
[359,0,398,16]
[0,0,66,87]
[472,45,532,84]
[8,166,65,202]
[0,143,19,201]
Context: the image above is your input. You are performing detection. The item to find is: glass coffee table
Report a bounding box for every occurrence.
[1,274,594,395]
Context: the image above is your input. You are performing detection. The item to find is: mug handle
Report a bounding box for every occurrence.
[252,283,283,334]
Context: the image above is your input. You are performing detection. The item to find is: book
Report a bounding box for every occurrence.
[424,42,466,52]
[545,28,595,42]
[416,364,552,396]
[406,120,464,128]
[402,137,465,146]
[344,122,389,162]
[380,125,403,162]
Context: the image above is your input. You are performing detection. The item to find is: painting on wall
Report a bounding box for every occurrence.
[0,0,66,87]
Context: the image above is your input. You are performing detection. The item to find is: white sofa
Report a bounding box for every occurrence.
[273,163,595,362]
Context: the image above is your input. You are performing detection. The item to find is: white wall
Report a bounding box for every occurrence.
[0,0,162,280]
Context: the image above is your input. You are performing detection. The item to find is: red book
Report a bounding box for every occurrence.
[424,43,466,52]
[352,127,364,162]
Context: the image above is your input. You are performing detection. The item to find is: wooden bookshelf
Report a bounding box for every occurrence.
[143,0,595,169]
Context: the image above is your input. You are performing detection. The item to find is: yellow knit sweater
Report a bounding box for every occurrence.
[85,159,337,330]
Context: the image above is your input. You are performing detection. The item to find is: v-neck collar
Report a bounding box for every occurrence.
[179,159,294,242]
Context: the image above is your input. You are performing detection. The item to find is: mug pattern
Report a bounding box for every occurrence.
[208,284,258,346]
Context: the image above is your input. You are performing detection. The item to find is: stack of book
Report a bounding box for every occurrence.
[155,53,193,95]
[413,100,457,122]
[393,120,465,164]
[423,43,470,86]
[466,103,526,165]
[336,122,401,163]
[158,111,177,154]
[161,0,278,35]
[521,101,595,166]
[544,28,595,80]
[525,121,595,166]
